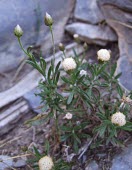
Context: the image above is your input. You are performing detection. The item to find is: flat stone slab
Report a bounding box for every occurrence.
[0,155,13,170]
[74,0,104,24]
[65,22,117,46]
[111,144,132,170]
[116,56,132,91]
[99,0,132,91]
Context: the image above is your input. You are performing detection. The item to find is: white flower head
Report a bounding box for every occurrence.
[97,49,110,61]
[64,113,73,120]
[38,156,54,170]
[111,112,126,126]
[80,70,87,76]
[62,57,77,71]
[121,95,132,104]
[14,25,23,37]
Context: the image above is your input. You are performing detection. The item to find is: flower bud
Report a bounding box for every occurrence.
[83,42,88,50]
[14,25,23,38]
[64,113,72,120]
[38,156,54,170]
[62,57,77,72]
[44,12,53,26]
[111,112,126,126]
[59,43,65,51]
[97,49,110,61]
[80,70,87,76]
[73,34,79,43]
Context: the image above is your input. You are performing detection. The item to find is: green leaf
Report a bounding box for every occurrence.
[40,57,46,72]
[61,76,71,84]
[119,122,132,131]
[97,63,107,75]
[55,61,61,75]
[117,84,123,97]
[115,72,122,79]
[33,146,41,159]
[60,126,72,131]
[110,62,117,77]
[97,112,106,120]
[67,92,74,105]
[47,65,52,83]
[61,134,71,142]
[73,140,79,153]
[99,83,109,87]
[45,140,50,155]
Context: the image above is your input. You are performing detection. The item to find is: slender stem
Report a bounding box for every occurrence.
[18,38,28,55]
[49,26,55,63]
[63,51,67,58]
[81,50,86,63]
[18,37,32,59]
[55,110,60,142]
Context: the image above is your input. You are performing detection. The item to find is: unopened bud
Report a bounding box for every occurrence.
[59,43,65,51]
[73,34,79,42]
[83,42,88,50]
[14,25,23,38]
[44,12,53,26]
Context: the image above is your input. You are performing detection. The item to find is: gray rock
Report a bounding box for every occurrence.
[13,158,26,168]
[111,144,132,170]
[0,155,13,170]
[66,23,117,46]
[0,0,72,73]
[99,0,132,90]
[85,161,99,170]
[24,88,42,114]
[74,0,104,24]
[116,56,132,91]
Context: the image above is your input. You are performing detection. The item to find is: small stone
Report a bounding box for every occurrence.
[13,158,26,168]
[74,0,104,24]
[111,144,132,170]
[24,88,42,114]
[85,161,99,170]
[66,23,117,46]
[0,155,13,170]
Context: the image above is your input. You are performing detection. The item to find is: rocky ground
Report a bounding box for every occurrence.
[0,0,132,169]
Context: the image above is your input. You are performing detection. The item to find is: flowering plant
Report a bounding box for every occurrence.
[15,13,132,169]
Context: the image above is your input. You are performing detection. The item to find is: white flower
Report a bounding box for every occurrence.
[80,70,87,76]
[64,113,72,120]
[111,112,126,126]
[97,49,110,61]
[14,25,23,37]
[44,12,53,26]
[121,95,132,104]
[38,156,54,170]
[62,57,77,71]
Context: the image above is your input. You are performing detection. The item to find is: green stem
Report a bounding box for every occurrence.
[18,37,32,59]
[55,110,60,141]
[81,50,86,63]
[63,51,66,58]
[49,26,55,63]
